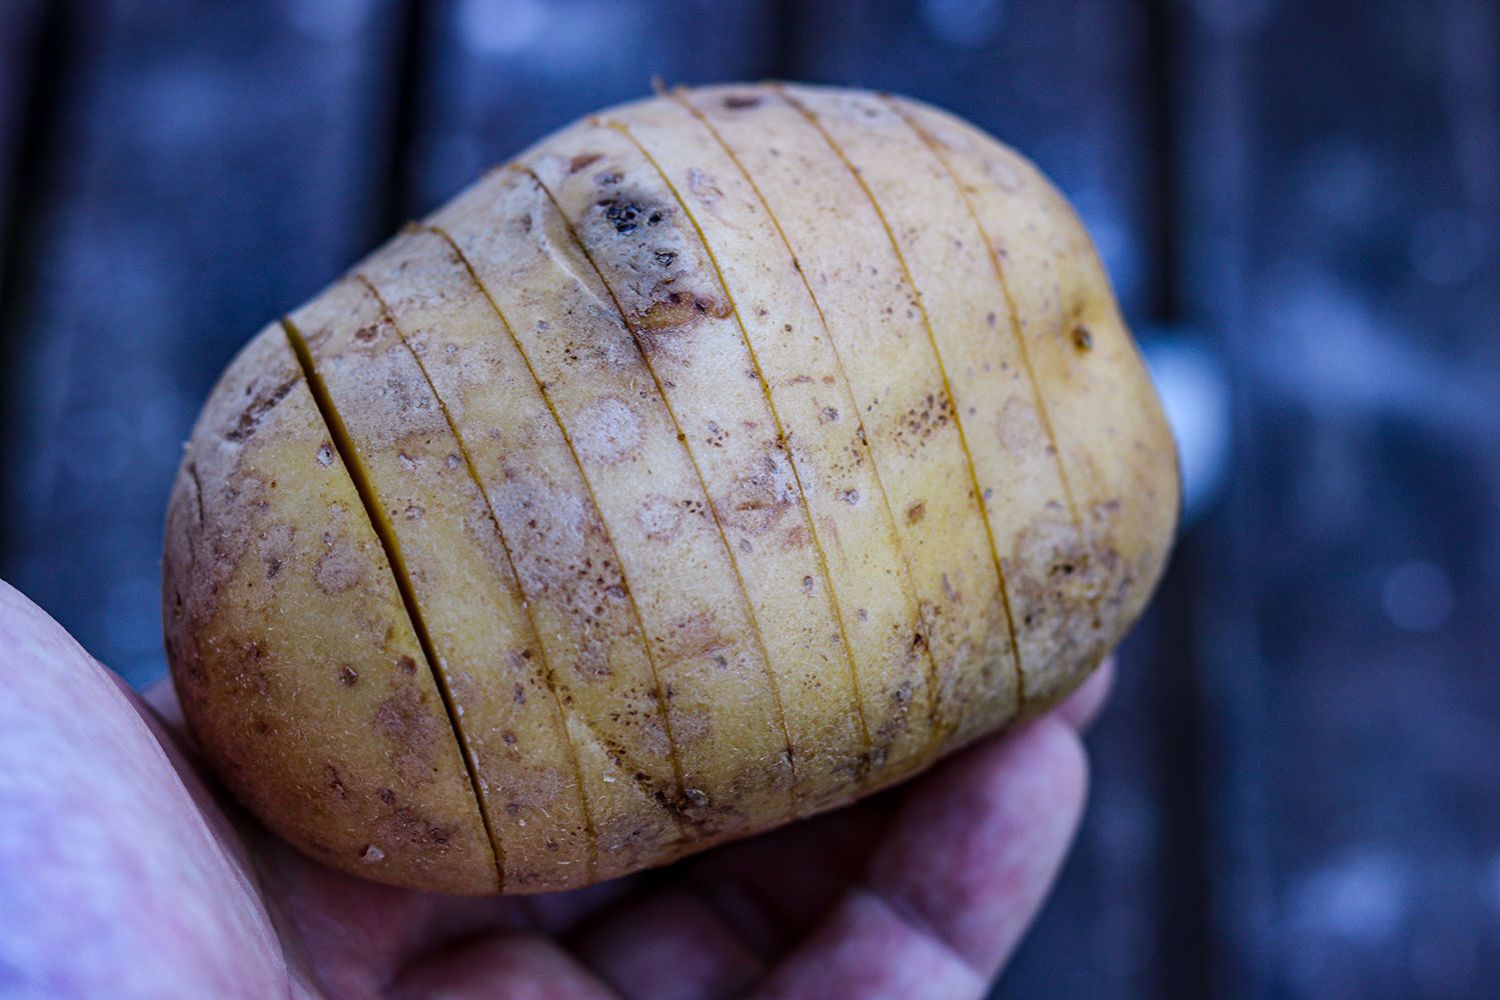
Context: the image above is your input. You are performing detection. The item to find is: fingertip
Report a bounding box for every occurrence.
[1054,655,1115,732]
[863,715,1090,979]
[143,673,188,736]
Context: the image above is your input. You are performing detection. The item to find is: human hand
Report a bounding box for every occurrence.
[0,579,1109,999]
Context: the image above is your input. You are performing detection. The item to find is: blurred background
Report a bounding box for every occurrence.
[1,0,1496,996]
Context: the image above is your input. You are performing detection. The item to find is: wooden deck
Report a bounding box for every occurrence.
[2,2,1495,995]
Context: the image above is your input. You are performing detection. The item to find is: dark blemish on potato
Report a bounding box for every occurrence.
[513,684,526,705]
[225,376,297,443]
[257,523,294,580]
[324,764,347,798]
[803,575,815,594]
[570,152,603,174]
[724,93,762,109]
[378,788,396,805]
[724,462,794,535]
[375,693,437,776]
[596,171,623,186]
[316,444,334,467]
[337,665,359,687]
[858,608,869,622]
[404,503,424,521]
[1072,325,1094,352]
[396,655,417,675]
[638,290,731,331]
[820,406,840,424]
[599,199,665,235]
[907,501,926,525]
[446,454,461,469]
[838,488,861,506]
[987,311,997,327]
[822,375,835,385]
[373,807,454,848]
[353,324,380,343]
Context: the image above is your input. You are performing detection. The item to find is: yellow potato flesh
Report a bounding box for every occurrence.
[164,83,1179,894]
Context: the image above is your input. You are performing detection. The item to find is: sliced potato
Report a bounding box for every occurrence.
[165,83,1179,894]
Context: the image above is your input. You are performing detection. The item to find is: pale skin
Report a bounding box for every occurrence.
[0,578,1112,1000]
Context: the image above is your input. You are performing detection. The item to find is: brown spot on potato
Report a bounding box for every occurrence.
[257,523,294,580]
[375,692,437,777]
[396,655,417,675]
[722,457,794,535]
[1072,324,1094,352]
[372,807,455,849]
[723,93,762,109]
[224,376,297,443]
[906,501,926,525]
[569,152,603,174]
[638,290,730,332]
[337,665,359,687]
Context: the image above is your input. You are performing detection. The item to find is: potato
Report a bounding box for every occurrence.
[162,82,1178,895]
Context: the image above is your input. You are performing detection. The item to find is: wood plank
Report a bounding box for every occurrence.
[0,0,45,290]
[778,0,1156,319]
[0,0,407,687]
[1177,0,1500,996]
[405,0,777,215]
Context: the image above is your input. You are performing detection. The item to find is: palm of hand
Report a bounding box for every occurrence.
[0,581,1104,1000]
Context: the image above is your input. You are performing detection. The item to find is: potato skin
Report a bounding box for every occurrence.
[163,82,1178,895]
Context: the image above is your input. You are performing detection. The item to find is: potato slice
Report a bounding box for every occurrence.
[897,97,1181,707]
[162,325,498,894]
[431,167,794,842]
[357,227,684,879]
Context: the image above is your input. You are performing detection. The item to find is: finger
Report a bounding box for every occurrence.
[751,717,1088,998]
[571,882,766,1000]
[0,580,289,998]
[681,800,889,955]
[1055,655,1115,732]
[143,673,188,738]
[388,933,618,1000]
